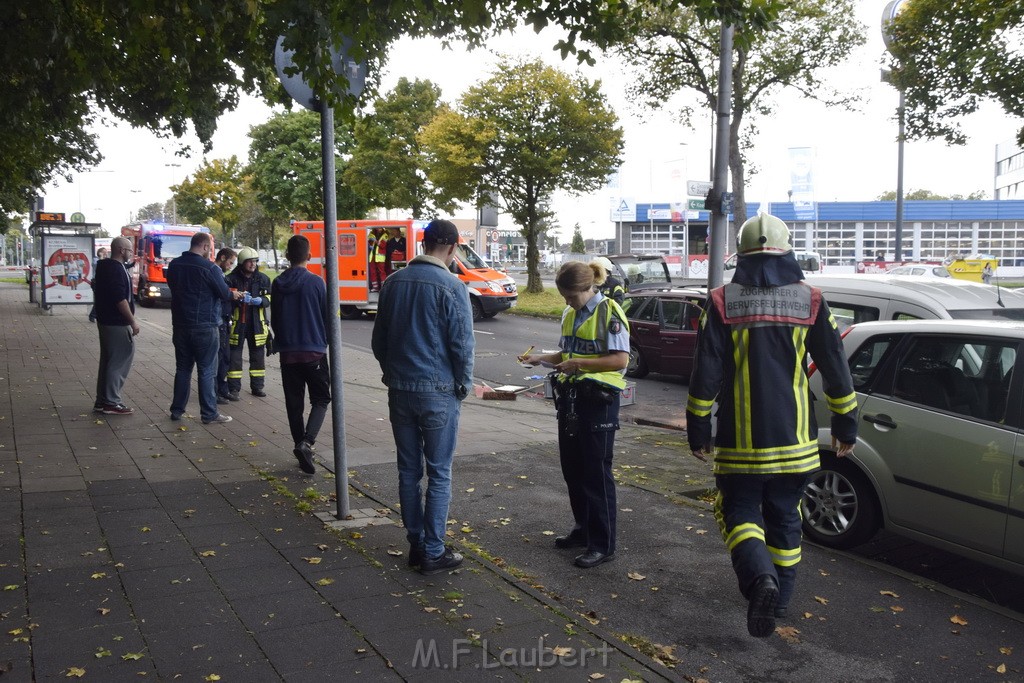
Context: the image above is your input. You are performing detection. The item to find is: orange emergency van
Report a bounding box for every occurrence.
[292,219,518,321]
[120,222,213,306]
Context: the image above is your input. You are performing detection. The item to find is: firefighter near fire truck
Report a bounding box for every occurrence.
[686,213,858,638]
[225,247,272,398]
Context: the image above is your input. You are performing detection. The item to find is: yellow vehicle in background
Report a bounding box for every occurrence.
[944,254,997,283]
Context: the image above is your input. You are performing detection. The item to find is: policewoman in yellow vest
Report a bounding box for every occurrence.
[686,214,857,638]
[521,261,630,569]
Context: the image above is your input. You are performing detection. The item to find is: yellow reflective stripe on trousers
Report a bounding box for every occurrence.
[226,371,243,379]
[732,328,752,450]
[791,326,809,444]
[249,370,266,377]
[767,544,802,567]
[725,522,765,551]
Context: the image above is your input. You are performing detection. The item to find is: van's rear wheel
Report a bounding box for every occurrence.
[340,305,363,320]
[471,298,484,323]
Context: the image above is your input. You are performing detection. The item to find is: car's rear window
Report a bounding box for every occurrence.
[948,309,1024,321]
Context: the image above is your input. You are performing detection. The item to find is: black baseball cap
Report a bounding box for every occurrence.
[423,219,459,245]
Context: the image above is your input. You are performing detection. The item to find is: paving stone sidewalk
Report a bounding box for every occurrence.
[0,284,674,681]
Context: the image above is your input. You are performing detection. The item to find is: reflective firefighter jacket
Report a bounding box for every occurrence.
[225,270,272,346]
[686,282,857,475]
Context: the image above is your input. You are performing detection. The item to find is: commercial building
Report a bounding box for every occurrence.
[621,200,1024,275]
[996,138,1024,200]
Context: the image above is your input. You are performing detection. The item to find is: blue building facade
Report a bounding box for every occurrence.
[625,200,1024,269]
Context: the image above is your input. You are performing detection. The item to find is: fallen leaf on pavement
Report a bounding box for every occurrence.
[814,596,828,605]
[549,646,573,657]
[349,532,363,539]
[316,578,335,586]
[589,674,605,680]
[423,607,439,613]
[121,652,145,661]
[200,551,216,557]
[65,667,86,677]
[317,544,329,551]
[460,526,473,533]
[1000,647,1013,655]
[627,572,646,581]
[96,608,110,616]
[386,550,403,557]
[541,530,555,536]
[776,625,801,643]
[90,573,106,580]
[802,612,814,619]
[949,615,968,626]
[890,605,904,613]
[996,664,1007,674]
[302,557,322,564]
[880,590,899,598]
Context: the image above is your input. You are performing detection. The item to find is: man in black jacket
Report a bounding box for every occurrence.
[92,237,139,415]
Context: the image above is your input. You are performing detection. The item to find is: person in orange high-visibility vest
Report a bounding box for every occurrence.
[369,228,388,292]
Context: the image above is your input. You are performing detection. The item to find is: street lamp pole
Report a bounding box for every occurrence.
[882,0,908,262]
[165,163,181,225]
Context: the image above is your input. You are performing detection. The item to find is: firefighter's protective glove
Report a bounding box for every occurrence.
[249,297,263,306]
[242,292,252,304]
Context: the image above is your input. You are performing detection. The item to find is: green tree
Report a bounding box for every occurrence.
[235,179,278,266]
[614,0,865,234]
[887,1,1024,146]
[570,224,586,253]
[173,157,246,243]
[344,79,459,218]
[0,0,783,219]
[421,59,623,293]
[131,202,165,222]
[247,110,370,224]
[876,189,988,201]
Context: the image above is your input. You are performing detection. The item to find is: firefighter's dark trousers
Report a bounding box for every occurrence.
[227,328,266,393]
[714,473,809,610]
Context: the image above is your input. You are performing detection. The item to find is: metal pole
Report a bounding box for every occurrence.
[320,104,350,519]
[707,23,734,289]
[895,89,905,262]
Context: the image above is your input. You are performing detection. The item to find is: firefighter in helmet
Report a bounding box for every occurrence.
[686,213,857,637]
[225,247,272,398]
[591,256,625,305]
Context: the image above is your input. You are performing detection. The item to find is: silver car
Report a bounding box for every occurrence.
[804,319,1024,575]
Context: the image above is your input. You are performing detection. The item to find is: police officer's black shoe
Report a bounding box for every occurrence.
[554,529,587,549]
[574,550,614,569]
[252,388,267,398]
[746,575,779,638]
[226,392,240,401]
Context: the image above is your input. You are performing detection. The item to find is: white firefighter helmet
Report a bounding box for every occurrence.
[236,246,259,263]
[591,256,614,274]
[736,214,792,256]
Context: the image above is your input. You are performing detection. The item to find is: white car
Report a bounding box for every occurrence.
[805,319,1024,575]
[885,264,952,278]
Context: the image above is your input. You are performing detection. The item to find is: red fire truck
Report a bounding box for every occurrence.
[120,222,212,306]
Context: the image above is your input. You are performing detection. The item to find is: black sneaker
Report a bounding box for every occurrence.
[293,441,315,475]
[408,544,425,568]
[419,547,463,576]
[216,395,229,405]
[746,575,779,638]
[101,404,134,415]
[93,403,110,413]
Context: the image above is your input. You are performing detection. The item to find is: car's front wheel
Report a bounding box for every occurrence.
[801,454,880,549]
[625,344,649,378]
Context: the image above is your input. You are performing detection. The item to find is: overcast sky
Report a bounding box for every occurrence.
[43,1,1021,242]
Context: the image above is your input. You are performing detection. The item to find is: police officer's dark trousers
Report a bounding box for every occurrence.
[714,473,807,608]
[557,388,620,555]
[227,322,266,393]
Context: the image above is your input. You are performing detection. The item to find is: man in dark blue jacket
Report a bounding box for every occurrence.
[167,232,241,424]
[93,237,139,415]
[271,235,331,475]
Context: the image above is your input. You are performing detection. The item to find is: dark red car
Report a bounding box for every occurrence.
[621,287,707,379]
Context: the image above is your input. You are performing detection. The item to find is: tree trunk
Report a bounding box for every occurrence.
[270,222,279,270]
[526,227,543,293]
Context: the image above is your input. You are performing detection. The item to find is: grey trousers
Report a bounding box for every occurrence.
[96,324,135,406]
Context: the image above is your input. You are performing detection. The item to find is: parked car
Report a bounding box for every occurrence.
[606,254,672,292]
[885,264,952,278]
[620,287,706,379]
[808,274,1024,329]
[804,319,1024,575]
[723,249,823,281]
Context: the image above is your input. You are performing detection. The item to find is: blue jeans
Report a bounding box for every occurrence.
[388,389,461,559]
[171,326,220,421]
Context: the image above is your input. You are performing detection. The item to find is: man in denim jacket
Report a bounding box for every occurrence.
[167,232,242,424]
[372,219,475,576]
